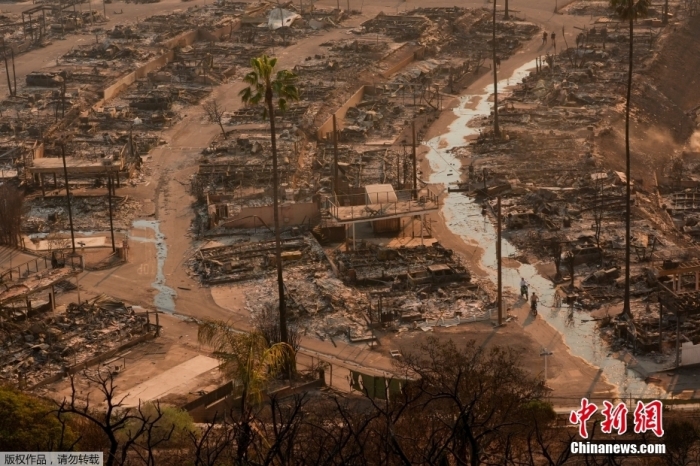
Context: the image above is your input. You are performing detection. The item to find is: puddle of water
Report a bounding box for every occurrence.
[425,60,664,400]
[27,231,100,238]
[132,220,177,313]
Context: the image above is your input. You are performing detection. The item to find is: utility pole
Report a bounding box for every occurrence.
[77,241,85,305]
[11,49,16,97]
[2,40,12,97]
[497,196,502,325]
[129,123,135,161]
[108,174,115,252]
[412,120,417,199]
[676,310,681,368]
[659,301,663,352]
[61,144,76,254]
[504,0,509,19]
[540,348,553,382]
[492,0,500,138]
[396,150,401,189]
[61,79,66,117]
[332,114,339,195]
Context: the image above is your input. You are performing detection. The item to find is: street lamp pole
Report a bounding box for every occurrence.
[540,348,553,382]
[76,241,85,305]
[60,143,76,254]
[108,174,115,252]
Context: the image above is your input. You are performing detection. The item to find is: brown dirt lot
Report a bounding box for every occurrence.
[380,300,616,405]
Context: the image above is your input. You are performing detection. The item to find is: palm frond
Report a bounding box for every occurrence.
[197,320,236,352]
[261,343,294,374]
[238,86,252,103]
[609,0,650,20]
[242,70,259,87]
[275,69,297,85]
[197,320,295,406]
[240,54,300,116]
[278,98,287,113]
[283,84,300,101]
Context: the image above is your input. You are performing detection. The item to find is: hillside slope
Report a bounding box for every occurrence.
[597,15,700,184]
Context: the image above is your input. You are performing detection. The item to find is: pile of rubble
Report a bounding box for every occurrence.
[242,242,488,342]
[561,1,617,18]
[0,3,110,62]
[195,132,303,203]
[0,295,148,388]
[62,41,160,64]
[238,2,348,42]
[362,13,432,41]
[190,233,326,285]
[245,271,372,342]
[334,242,469,284]
[24,195,141,233]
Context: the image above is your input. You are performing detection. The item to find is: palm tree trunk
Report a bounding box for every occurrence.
[266,93,289,344]
[240,384,248,421]
[492,0,500,138]
[623,11,633,316]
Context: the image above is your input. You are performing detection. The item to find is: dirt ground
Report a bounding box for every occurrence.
[389,306,616,405]
[5,0,647,406]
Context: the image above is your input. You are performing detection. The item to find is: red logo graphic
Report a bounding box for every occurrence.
[633,400,664,438]
[570,398,665,439]
[601,401,628,435]
[569,398,598,439]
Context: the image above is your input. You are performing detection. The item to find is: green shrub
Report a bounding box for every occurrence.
[0,385,76,450]
[122,402,195,448]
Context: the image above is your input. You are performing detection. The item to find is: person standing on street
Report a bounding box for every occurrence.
[520,277,529,299]
[530,292,539,316]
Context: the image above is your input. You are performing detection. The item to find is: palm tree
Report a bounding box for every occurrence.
[197,321,294,413]
[610,0,649,316]
[239,55,299,344]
